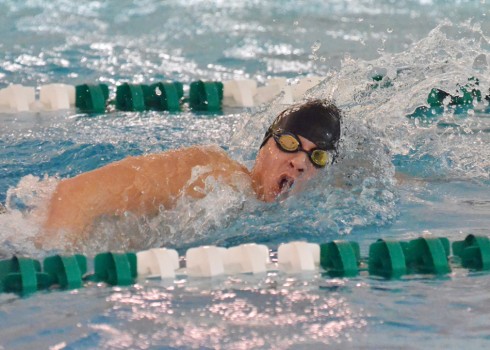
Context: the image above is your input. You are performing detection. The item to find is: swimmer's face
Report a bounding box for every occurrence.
[252,135,322,202]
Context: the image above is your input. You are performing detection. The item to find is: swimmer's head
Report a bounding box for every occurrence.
[252,99,342,202]
[260,99,342,159]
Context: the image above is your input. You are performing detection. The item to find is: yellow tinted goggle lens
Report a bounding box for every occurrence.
[278,134,300,151]
[311,150,328,167]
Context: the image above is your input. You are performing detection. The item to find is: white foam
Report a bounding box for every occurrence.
[0,175,62,256]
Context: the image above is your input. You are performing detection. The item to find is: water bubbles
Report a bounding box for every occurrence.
[443,96,452,106]
[311,40,321,53]
[310,40,322,61]
[472,53,488,70]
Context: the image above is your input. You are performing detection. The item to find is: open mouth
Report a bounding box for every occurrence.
[278,175,295,195]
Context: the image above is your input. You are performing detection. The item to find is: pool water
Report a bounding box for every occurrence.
[1,0,490,349]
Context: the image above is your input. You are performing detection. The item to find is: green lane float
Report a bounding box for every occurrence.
[115,82,184,112]
[407,77,487,122]
[427,88,452,107]
[116,83,146,112]
[320,240,360,277]
[189,80,224,112]
[404,237,451,275]
[452,235,490,271]
[0,257,50,294]
[92,252,137,286]
[427,86,481,108]
[144,82,184,112]
[75,84,109,113]
[368,239,408,278]
[43,255,87,290]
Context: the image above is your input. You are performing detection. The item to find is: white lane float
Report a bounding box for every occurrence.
[136,248,180,279]
[291,76,323,101]
[185,245,227,277]
[254,77,294,105]
[223,79,257,107]
[223,243,270,274]
[0,84,36,112]
[277,241,320,273]
[39,84,75,110]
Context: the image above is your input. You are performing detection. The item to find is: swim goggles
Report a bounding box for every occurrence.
[272,132,330,168]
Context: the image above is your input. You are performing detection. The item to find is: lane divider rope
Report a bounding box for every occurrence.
[0,76,487,115]
[1,234,489,296]
[0,77,323,113]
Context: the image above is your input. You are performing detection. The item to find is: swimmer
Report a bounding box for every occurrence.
[41,99,341,242]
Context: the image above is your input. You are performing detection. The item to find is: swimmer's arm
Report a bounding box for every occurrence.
[43,156,149,235]
[42,146,249,237]
[43,152,185,236]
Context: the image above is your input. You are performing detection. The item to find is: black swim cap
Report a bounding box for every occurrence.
[261,99,342,154]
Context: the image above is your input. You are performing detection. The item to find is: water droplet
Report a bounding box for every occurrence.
[386,27,393,33]
[311,40,321,53]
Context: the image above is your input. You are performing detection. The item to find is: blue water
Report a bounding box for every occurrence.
[1,0,490,349]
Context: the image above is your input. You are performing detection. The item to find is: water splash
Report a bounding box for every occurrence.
[1,21,489,255]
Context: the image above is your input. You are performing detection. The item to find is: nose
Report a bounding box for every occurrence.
[288,152,308,173]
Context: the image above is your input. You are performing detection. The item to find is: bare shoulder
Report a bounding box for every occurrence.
[144,144,225,160]
[178,144,249,172]
[181,144,229,158]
